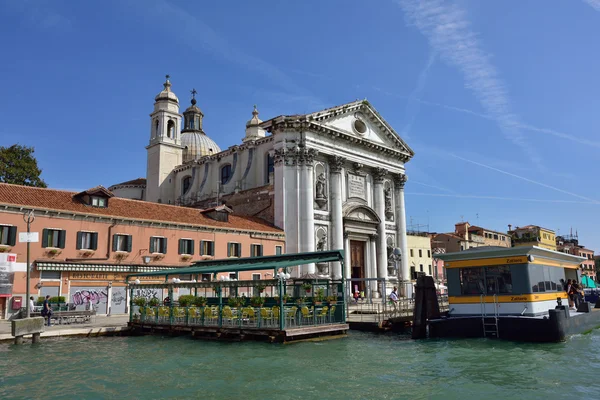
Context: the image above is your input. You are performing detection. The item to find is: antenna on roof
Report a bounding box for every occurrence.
[460,215,464,222]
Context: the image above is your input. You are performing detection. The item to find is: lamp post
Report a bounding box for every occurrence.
[23,210,35,319]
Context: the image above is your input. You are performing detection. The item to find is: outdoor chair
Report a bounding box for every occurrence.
[260,307,272,327]
[222,306,237,326]
[188,307,201,325]
[286,306,298,327]
[173,307,186,324]
[300,306,314,325]
[316,306,329,324]
[158,306,170,323]
[328,305,336,323]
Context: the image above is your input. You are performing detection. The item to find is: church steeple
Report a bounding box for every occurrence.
[243,104,265,142]
[182,88,204,133]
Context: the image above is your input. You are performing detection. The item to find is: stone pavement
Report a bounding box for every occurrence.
[0,315,130,342]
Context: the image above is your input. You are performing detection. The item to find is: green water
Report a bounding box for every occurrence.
[2,331,600,400]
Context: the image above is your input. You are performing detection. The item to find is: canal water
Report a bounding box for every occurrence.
[2,331,600,400]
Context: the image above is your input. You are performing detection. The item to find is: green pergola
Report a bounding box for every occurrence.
[125,250,345,281]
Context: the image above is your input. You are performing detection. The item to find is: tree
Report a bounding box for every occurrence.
[0,144,47,187]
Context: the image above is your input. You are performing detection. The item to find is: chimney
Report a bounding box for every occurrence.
[455,222,470,242]
[508,224,512,232]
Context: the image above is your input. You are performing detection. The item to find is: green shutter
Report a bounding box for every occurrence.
[178,239,184,255]
[8,226,17,246]
[58,230,66,249]
[162,238,168,254]
[227,243,231,257]
[91,233,98,250]
[259,245,263,256]
[112,235,118,252]
[42,229,48,248]
[190,240,194,255]
[76,232,83,250]
[149,237,155,253]
[200,240,205,255]
[126,235,132,252]
[210,241,214,256]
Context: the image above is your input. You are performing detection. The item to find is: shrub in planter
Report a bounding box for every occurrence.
[0,246,11,253]
[178,295,196,307]
[326,295,337,305]
[193,296,208,307]
[148,298,160,307]
[47,249,61,256]
[133,297,147,307]
[314,288,325,305]
[256,284,266,293]
[301,283,312,293]
[250,296,265,307]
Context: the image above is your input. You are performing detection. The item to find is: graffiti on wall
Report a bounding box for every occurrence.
[111,289,126,306]
[134,288,161,301]
[72,289,108,306]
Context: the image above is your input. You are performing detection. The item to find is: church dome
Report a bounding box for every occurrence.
[155,75,179,103]
[181,132,221,163]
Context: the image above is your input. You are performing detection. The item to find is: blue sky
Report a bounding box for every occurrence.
[1,0,599,249]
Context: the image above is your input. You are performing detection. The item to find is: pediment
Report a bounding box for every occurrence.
[309,101,414,158]
[343,203,380,224]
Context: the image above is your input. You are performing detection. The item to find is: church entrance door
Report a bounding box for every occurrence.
[350,240,365,293]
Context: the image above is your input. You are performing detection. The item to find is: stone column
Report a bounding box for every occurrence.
[373,168,388,285]
[369,234,378,297]
[274,146,299,257]
[394,174,409,283]
[343,232,350,280]
[299,147,317,274]
[329,155,345,279]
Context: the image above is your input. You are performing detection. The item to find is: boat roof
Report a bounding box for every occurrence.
[437,245,585,265]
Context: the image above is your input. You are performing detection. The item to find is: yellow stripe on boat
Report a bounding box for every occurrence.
[448,292,569,304]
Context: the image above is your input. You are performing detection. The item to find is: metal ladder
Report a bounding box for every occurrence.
[480,294,499,338]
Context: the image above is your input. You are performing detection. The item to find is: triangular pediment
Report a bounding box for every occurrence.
[308,100,414,157]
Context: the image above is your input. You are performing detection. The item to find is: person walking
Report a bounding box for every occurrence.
[29,296,35,312]
[41,295,53,326]
[389,287,399,314]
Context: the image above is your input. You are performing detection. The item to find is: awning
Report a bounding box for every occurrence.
[126,250,345,279]
[582,275,596,288]
[36,262,180,273]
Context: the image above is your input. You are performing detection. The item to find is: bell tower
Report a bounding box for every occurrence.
[146,75,183,203]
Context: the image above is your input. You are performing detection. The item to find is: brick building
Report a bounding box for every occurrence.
[0,183,284,319]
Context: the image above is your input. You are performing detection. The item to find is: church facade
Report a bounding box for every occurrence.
[110,77,414,293]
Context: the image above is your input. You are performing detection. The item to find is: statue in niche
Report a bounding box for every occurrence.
[317,234,327,252]
[314,173,328,208]
[384,187,394,221]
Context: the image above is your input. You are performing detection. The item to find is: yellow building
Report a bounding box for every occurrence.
[407,233,433,278]
[508,225,556,251]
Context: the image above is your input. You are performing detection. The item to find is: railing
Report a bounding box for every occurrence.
[130,302,344,330]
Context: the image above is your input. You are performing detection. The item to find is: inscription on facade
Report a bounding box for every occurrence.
[348,173,366,199]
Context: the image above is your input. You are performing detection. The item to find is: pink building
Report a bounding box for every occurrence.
[0,184,284,318]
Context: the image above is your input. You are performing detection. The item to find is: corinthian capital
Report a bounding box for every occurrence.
[298,146,318,166]
[328,155,346,173]
[274,147,299,166]
[393,174,407,189]
[373,167,388,183]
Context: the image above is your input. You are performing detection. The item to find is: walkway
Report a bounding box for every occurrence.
[0,315,130,342]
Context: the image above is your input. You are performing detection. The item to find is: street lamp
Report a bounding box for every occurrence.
[142,256,152,264]
[23,210,34,319]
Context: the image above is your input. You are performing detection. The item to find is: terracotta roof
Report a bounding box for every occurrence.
[75,186,114,198]
[109,178,146,187]
[0,183,283,234]
[468,225,507,236]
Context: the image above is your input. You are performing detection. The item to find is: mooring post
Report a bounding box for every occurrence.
[411,276,427,339]
[32,333,41,344]
[14,336,23,345]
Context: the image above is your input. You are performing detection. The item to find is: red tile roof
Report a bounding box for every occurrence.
[109,178,146,187]
[0,183,283,234]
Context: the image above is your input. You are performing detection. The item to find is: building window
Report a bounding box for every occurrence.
[91,196,107,208]
[429,265,432,275]
[182,176,192,196]
[419,249,422,258]
[410,249,414,257]
[427,250,431,258]
[42,229,66,248]
[200,240,215,256]
[252,273,261,296]
[275,246,283,255]
[40,271,61,280]
[150,237,167,254]
[0,225,17,246]
[201,273,211,282]
[179,239,194,255]
[167,120,175,138]
[76,231,98,250]
[227,242,241,257]
[493,234,498,240]
[251,244,263,257]
[265,154,274,184]
[229,273,237,280]
[419,264,423,272]
[112,234,132,252]
[221,164,232,185]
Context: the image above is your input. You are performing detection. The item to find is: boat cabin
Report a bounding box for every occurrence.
[439,246,585,317]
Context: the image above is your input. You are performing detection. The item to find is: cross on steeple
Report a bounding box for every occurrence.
[191,88,197,99]
[165,74,170,80]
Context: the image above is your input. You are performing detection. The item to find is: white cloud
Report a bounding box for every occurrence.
[583,0,600,11]
[406,192,599,205]
[400,51,437,138]
[396,0,543,168]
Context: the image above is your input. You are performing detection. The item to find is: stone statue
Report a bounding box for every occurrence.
[315,173,327,200]
[384,187,394,221]
[317,235,327,251]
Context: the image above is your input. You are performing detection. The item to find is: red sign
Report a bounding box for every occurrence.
[7,254,16,262]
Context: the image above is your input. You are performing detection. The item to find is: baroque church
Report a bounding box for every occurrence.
[109,76,414,294]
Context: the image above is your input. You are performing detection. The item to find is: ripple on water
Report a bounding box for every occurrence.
[2,331,600,400]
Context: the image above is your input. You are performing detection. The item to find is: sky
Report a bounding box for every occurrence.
[1,0,599,249]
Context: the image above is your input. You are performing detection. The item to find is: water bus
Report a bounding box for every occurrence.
[429,246,599,342]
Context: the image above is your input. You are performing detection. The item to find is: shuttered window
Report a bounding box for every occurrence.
[41,229,66,249]
[76,231,98,250]
[0,225,17,246]
[227,242,241,257]
[150,237,167,254]
[178,239,194,255]
[250,244,263,257]
[200,240,215,256]
[275,246,283,255]
[112,234,132,252]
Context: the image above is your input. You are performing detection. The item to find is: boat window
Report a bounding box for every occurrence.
[485,266,513,294]
[530,264,546,292]
[460,267,484,295]
[531,265,566,293]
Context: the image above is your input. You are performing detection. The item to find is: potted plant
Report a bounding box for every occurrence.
[81,250,95,257]
[47,248,61,256]
[314,288,325,305]
[193,296,208,307]
[153,254,165,261]
[326,295,337,305]
[0,246,11,253]
[301,283,312,293]
[256,284,266,293]
[180,254,192,262]
[283,293,291,303]
[178,295,196,307]
[295,296,307,306]
[115,252,128,261]
[250,296,265,307]
[133,297,147,307]
[148,298,160,307]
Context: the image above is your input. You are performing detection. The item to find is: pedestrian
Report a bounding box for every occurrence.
[41,295,53,326]
[29,296,35,312]
[389,286,399,314]
[566,279,574,309]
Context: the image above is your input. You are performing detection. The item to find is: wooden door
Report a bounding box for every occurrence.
[350,240,365,292]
